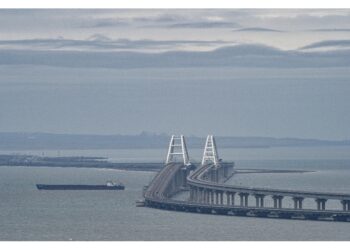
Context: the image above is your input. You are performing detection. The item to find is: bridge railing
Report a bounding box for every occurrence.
[186,163,350,212]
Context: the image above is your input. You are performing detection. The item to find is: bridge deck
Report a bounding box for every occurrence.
[188,164,350,200]
[143,162,350,222]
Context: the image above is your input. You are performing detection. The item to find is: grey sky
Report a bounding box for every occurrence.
[1,9,350,50]
[0,9,350,140]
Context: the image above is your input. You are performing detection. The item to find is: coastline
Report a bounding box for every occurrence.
[0,154,163,172]
[0,154,315,173]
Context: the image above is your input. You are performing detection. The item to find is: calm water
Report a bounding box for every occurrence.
[1,146,350,240]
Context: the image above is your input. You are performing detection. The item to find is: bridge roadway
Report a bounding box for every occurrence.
[144,163,185,200]
[188,164,350,201]
[143,162,350,222]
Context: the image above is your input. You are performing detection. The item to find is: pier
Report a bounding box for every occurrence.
[142,135,350,222]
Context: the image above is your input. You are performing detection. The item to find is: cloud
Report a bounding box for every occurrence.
[300,40,350,50]
[309,28,350,32]
[232,27,283,32]
[78,18,130,28]
[1,44,349,69]
[75,12,241,30]
[132,14,186,23]
[0,37,231,51]
[167,21,240,29]
[87,34,112,41]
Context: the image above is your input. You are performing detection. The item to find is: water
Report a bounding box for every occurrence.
[1,147,350,240]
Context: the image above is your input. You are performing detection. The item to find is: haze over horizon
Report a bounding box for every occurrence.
[1,9,350,140]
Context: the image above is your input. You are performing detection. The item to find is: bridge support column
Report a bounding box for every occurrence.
[202,189,206,203]
[341,200,350,211]
[196,188,201,203]
[204,189,209,203]
[198,188,203,203]
[215,191,219,204]
[226,192,231,205]
[272,195,283,209]
[219,191,224,205]
[195,188,200,203]
[239,193,249,207]
[230,192,235,206]
[194,187,199,203]
[315,198,327,211]
[293,197,304,209]
[210,190,214,204]
[254,194,265,208]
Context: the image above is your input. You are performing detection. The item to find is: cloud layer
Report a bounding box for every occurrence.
[300,39,350,50]
[0,37,230,51]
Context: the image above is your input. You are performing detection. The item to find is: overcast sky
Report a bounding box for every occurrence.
[1,9,350,139]
[1,9,350,51]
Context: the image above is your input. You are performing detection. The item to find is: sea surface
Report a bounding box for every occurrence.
[1,146,350,240]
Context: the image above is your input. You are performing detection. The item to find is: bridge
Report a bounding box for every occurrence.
[142,135,350,222]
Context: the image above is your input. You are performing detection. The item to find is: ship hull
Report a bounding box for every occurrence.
[36,184,125,190]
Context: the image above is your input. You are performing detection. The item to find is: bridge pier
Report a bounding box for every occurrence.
[254,194,265,208]
[203,188,209,203]
[239,193,249,207]
[206,189,210,204]
[210,190,214,204]
[219,191,224,205]
[197,188,201,203]
[230,192,235,206]
[194,187,198,202]
[201,188,205,203]
[214,191,219,204]
[272,195,283,209]
[226,192,231,205]
[315,198,327,211]
[198,188,203,203]
[202,189,206,203]
[341,200,350,211]
[293,197,304,209]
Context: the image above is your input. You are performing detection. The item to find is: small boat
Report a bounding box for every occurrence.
[36,181,125,190]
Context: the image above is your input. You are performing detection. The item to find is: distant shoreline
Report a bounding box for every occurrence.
[0,154,313,174]
[0,154,163,172]
[1,132,350,151]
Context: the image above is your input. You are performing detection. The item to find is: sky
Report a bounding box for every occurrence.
[1,9,350,140]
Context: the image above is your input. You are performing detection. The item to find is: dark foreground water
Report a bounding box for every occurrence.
[1,147,350,240]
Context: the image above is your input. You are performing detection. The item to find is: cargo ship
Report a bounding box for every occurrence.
[36,181,125,190]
